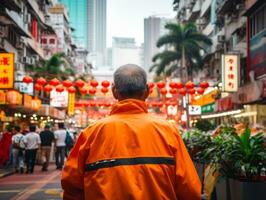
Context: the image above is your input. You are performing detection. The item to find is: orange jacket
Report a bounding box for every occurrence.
[61,99,201,200]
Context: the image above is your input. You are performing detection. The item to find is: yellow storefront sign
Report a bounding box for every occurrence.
[68,93,75,116]
[0,53,14,89]
[191,89,218,106]
[0,90,6,104]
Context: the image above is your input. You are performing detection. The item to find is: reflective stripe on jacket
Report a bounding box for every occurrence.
[61,99,201,200]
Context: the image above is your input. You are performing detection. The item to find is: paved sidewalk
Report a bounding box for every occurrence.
[0,168,14,178]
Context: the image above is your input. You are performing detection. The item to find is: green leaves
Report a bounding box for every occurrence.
[150,22,212,78]
[182,126,266,181]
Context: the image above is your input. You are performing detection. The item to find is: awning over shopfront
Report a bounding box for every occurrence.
[231,80,263,104]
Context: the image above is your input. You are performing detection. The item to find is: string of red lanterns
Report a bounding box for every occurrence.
[22,76,210,97]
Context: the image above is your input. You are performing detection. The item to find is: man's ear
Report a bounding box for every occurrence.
[112,85,119,100]
[142,84,149,100]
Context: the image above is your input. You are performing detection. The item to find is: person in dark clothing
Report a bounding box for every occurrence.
[40,125,55,171]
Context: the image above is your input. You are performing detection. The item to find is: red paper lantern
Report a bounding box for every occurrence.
[199,81,209,89]
[50,78,60,87]
[90,80,99,87]
[157,81,165,89]
[160,88,167,95]
[89,88,96,95]
[75,79,85,88]
[67,86,76,94]
[176,82,183,89]
[79,87,87,95]
[197,87,205,95]
[56,85,64,93]
[36,77,47,86]
[101,80,110,88]
[101,87,108,94]
[169,88,177,95]
[90,101,96,106]
[148,82,155,89]
[179,88,186,96]
[43,84,53,93]
[169,81,176,89]
[157,102,163,107]
[63,80,73,88]
[188,88,196,95]
[185,81,195,89]
[23,76,33,84]
[34,84,42,91]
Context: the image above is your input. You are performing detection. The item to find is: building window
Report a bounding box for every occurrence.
[250,4,266,38]
[41,38,47,44]
[49,38,55,44]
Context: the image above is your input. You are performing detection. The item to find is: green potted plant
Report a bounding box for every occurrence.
[181,129,214,183]
[205,126,266,200]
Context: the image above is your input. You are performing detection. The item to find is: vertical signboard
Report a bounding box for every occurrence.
[68,93,75,116]
[0,53,14,89]
[222,54,239,92]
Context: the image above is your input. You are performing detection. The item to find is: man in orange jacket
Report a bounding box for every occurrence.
[61,64,201,200]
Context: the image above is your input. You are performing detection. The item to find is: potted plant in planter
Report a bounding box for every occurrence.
[205,126,266,200]
[181,129,214,184]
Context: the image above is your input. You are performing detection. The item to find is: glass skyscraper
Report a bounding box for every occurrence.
[59,0,88,49]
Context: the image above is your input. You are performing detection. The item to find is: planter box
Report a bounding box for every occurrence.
[215,177,227,200]
[229,179,266,200]
[215,177,266,200]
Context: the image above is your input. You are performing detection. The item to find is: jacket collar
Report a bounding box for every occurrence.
[110,99,148,115]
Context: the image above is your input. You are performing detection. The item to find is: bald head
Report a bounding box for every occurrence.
[113,64,148,100]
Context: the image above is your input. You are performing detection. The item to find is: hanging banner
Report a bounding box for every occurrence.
[68,93,75,116]
[222,54,239,92]
[0,53,14,89]
[50,89,68,107]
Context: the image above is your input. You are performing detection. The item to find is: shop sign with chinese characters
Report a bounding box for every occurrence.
[201,103,215,114]
[0,53,14,89]
[189,105,201,115]
[222,54,239,92]
[68,93,75,116]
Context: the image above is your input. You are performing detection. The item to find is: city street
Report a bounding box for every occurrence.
[0,166,62,200]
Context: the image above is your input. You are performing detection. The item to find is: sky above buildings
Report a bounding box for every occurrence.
[107,0,176,47]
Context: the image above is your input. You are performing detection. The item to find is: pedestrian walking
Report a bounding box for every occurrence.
[54,123,67,169]
[62,64,201,200]
[11,125,26,173]
[24,125,41,173]
[40,124,55,171]
[0,125,13,167]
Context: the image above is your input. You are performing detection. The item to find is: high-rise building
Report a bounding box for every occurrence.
[144,17,172,72]
[88,0,107,68]
[59,0,88,49]
[111,37,142,69]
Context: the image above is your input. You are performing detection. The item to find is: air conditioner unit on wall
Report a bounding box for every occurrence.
[214,52,221,60]
[0,25,8,38]
[15,63,24,71]
[218,35,225,43]
[236,3,245,10]
[20,56,30,64]
[216,44,223,51]
[24,13,31,24]
[29,58,36,65]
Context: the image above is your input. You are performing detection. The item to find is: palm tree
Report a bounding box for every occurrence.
[25,53,75,80]
[150,23,212,81]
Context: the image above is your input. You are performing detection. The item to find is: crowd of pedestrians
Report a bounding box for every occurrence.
[0,123,76,174]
